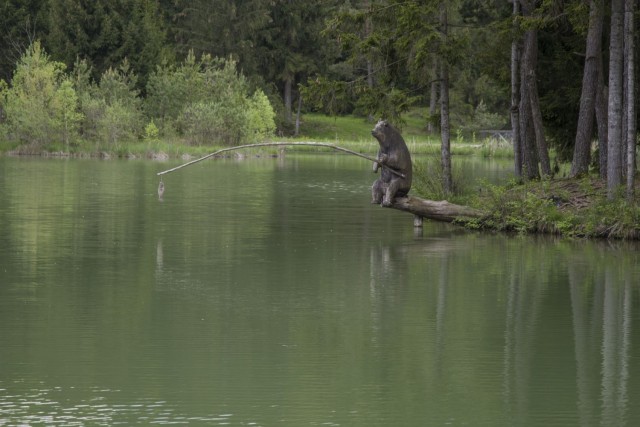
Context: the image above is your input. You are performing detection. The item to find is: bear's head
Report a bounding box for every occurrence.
[371,120,392,144]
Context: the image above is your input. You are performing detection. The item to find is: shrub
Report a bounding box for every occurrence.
[71,58,143,145]
[1,42,83,146]
[246,89,276,142]
[144,120,159,142]
[92,63,143,144]
[146,51,275,145]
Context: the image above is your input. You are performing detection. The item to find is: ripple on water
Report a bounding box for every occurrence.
[0,384,245,426]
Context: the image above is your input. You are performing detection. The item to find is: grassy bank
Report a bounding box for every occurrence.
[0,112,514,159]
[458,177,640,240]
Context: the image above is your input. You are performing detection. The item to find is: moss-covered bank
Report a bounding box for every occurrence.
[461,177,640,240]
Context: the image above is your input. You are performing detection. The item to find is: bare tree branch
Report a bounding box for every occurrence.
[156,142,406,178]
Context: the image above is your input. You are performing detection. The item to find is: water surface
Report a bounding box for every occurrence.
[1,155,639,426]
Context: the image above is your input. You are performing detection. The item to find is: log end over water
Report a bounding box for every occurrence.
[386,195,485,223]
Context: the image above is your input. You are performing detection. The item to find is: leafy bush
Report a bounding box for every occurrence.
[146,51,275,145]
[52,80,83,145]
[0,42,83,147]
[1,44,276,150]
[92,63,143,144]
[144,120,159,142]
[71,58,144,145]
[246,89,276,142]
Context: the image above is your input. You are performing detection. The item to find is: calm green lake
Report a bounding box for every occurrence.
[1,155,639,426]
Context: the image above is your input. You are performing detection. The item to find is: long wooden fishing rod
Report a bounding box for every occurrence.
[156,142,406,179]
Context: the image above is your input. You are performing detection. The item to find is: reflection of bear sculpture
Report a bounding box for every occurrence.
[371,120,412,206]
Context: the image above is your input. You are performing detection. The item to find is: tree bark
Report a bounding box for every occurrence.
[284,74,293,125]
[295,94,302,136]
[526,64,551,177]
[364,0,375,123]
[440,2,452,194]
[625,0,636,199]
[511,0,522,179]
[429,64,438,134]
[571,0,604,177]
[519,31,540,181]
[518,1,541,181]
[607,0,624,199]
[387,195,484,223]
[596,46,608,178]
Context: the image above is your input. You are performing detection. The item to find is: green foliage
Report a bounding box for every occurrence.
[46,0,169,89]
[52,80,83,145]
[74,62,144,145]
[413,155,472,203]
[581,196,640,239]
[179,100,243,145]
[0,0,46,83]
[301,76,353,117]
[473,181,559,234]
[1,42,83,147]
[144,120,159,142]
[146,52,275,145]
[246,90,276,143]
[470,178,640,239]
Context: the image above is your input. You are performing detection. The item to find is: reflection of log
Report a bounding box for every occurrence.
[387,195,485,223]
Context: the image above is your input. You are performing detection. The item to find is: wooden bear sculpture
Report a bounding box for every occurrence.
[371,120,412,207]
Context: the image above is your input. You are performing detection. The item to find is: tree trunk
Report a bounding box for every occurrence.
[520,15,551,177]
[429,64,438,134]
[625,0,636,199]
[364,0,375,122]
[387,195,484,223]
[294,94,302,136]
[571,0,604,177]
[284,74,293,125]
[511,0,522,179]
[596,46,608,178]
[439,2,452,194]
[519,29,540,181]
[518,0,541,181]
[526,64,552,177]
[607,0,624,199]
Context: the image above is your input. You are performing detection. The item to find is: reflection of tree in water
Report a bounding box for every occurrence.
[501,243,548,425]
[501,241,636,425]
[156,239,163,272]
[368,236,464,375]
[601,270,631,426]
[570,253,633,427]
[368,244,409,349]
[569,260,603,426]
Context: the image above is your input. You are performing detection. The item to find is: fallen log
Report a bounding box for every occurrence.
[386,195,485,223]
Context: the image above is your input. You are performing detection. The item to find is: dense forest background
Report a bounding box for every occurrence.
[0,0,638,196]
[0,0,512,134]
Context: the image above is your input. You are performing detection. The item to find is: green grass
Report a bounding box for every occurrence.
[290,112,513,158]
[1,110,514,159]
[294,111,437,143]
[463,177,640,239]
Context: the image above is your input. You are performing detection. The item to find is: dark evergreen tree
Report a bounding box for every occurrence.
[168,0,272,77]
[46,0,168,89]
[253,1,339,129]
[0,0,47,83]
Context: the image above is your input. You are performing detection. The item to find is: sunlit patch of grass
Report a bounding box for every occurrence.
[295,113,377,143]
